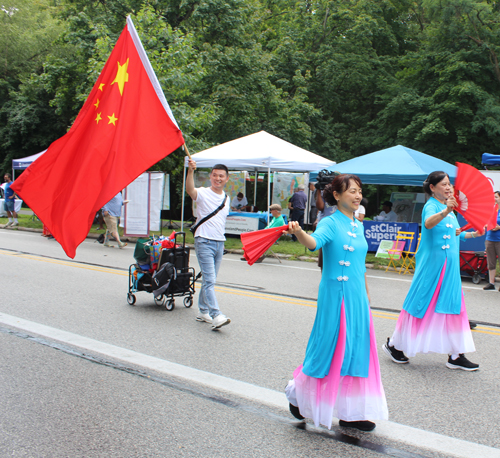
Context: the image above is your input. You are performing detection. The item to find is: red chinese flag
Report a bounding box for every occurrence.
[12,17,184,258]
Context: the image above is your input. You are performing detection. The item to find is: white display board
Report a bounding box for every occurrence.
[272,172,309,218]
[481,170,500,191]
[225,215,260,235]
[122,172,165,236]
[162,174,170,210]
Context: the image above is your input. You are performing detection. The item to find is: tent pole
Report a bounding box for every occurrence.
[181,161,187,232]
[267,166,271,225]
[253,168,257,206]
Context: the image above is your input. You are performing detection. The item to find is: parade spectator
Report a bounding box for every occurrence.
[284,174,388,432]
[230,192,248,211]
[483,190,500,290]
[3,173,18,227]
[316,189,337,270]
[186,159,231,330]
[102,192,127,248]
[355,197,368,222]
[383,171,480,370]
[373,201,397,222]
[309,183,318,228]
[288,184,307,241]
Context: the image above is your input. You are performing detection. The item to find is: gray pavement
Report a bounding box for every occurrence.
[0,228,499,457]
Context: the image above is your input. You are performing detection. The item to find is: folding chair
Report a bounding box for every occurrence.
[385,231,414,273]
[401,233,421,275]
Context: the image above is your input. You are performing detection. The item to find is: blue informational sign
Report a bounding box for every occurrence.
[364,222,419,252]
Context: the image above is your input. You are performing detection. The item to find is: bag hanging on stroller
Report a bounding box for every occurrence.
[152,262,176,297]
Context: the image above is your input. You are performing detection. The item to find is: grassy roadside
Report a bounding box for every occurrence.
[1,215,395,270]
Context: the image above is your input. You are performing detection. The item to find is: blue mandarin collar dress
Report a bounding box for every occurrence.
[302,211,371,379]
[402,197,466,319]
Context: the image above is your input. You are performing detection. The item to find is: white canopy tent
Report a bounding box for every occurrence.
[181,131,334,229]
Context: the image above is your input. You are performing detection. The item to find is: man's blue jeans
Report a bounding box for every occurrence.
[195,237,224,318]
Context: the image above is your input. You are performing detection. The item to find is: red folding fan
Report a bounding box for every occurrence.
[240,224,289,265]
[454,162,495,232]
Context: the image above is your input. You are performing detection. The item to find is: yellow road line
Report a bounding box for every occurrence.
[2,249,500,336]
[0,249,128,276]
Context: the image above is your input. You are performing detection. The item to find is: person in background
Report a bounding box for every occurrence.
[483,190,500,291]
[374,201,397,222]
[230,192,248,211]
[355,197,368,222]
[3,173,18,227]
[309,183,318,228]
[102,191,127,248]
[316,187,338,270]
[288,184,307,241]
[186,159,231,330]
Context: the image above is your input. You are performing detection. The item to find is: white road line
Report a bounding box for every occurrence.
[1,312,498,458]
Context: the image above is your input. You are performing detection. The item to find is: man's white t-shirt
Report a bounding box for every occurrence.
[374,209,398,222]
[195,187,230,241]
[231,196,248,209]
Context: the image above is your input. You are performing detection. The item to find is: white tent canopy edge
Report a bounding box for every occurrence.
[180,131,334,231]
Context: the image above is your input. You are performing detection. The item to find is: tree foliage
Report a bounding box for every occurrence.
[3,0,500,215]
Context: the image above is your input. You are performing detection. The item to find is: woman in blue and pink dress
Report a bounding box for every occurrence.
[284,174,388,432]
[383,171,480,371]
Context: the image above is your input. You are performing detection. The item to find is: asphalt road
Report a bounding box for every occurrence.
[1,228,499,458]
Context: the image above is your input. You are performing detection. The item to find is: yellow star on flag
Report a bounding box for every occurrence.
[108,113,118,126]
[95,113,102,124]
[111,58,129,96]
[94,99,100,109]
[99,83,105,91]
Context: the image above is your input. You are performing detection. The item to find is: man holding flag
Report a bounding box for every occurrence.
[12,17,184,258]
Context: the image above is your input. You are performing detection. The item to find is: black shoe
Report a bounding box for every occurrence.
[446,354,479,371]
[240,257,246,261]
[339,420,376,432]
[483,283,495,290]
[289,403,304,420]
[469,321,477,329]
[382,337,409,364]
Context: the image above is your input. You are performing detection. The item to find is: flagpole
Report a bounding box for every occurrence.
[180,143,191,232]
[183,143,192,159]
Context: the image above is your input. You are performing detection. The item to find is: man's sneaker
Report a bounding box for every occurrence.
[212,314,231,330]
[195,313,212,323]
[483,283,495,290]
[446,354,479,371]
[339,420,376,432]
[11,221,18,227]
[382,337,409,364]
[5,221,13,227]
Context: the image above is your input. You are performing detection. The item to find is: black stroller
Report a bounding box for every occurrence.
[127,232,201,311]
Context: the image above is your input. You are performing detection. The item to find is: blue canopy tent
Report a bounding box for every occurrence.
[310,145,456,185]
[482,153,500,166]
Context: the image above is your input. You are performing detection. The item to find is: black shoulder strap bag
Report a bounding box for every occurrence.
[190,194,228,235]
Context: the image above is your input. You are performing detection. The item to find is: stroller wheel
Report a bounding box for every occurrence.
[165,299,175,311]
[472,273,481,284]
[127,293,136,306]
[154,295,165,306]
[183,296,193,308]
